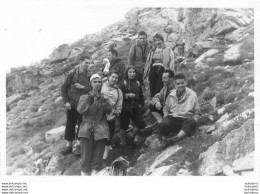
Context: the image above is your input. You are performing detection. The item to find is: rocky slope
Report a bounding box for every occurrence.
[6,8,254,176]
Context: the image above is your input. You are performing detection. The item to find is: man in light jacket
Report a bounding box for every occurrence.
[149,69,175,124]
[155,73,200,147]
[128,31,152,85]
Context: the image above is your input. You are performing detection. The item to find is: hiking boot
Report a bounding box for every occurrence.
[73,145,81,156]
[60,146,72,155]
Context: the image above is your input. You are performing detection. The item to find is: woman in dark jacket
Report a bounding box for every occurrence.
[118,66,146,145]
[77,74,112,176]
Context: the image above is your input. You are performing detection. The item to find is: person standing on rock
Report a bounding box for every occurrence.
[148,69,175,126]
[60,58,92,155]
[77,74,112,175]
[128,31,153,85]
[154,73,200,147]
[143,33,175,97]
[101,70,123,159]
[107,48,125,83]
[118,66,146,145]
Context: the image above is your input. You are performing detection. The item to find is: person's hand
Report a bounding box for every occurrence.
[74,83,84,89]
[155,102,162,110]
[65,102,71,110]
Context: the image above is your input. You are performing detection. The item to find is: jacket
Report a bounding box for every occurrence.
[109,58,125,81]
[128,41,153,74]
[119,79,144,112]
[143,46,175,79]
[150,83,175,107]
[101,82,123,120]
[77,93,112,140]
[163,87,200,119]
[61,67,91,108]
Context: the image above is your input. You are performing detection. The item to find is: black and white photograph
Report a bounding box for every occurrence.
[1,0,259,193]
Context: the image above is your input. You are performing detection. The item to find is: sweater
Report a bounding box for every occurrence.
[163,87,200,119]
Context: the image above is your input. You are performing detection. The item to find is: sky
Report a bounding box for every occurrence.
[0,0,135,73]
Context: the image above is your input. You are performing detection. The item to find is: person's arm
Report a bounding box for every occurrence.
[61,71,74,104]
[100,95,113,115]
[137,83,144,106]
[128,44,135,66]
[163,95,174,117]
[77,94,94,114]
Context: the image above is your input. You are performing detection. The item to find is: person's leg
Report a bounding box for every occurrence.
[157,116,183,137]
[90,138,107,173]
[131,109,146,138]
[80,136,93,175]
[154,66,164,95]
[103,120,116,159]
[149,104,163,123]
[149,66,158,97]
[61,107,78,155]
[178,118,197,138]
[119,110,131,145]
[165,118,197,146]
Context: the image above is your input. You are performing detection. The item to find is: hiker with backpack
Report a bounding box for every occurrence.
[77,74,112,176]
[118,66,146,145]
[128,31,153,85]
[143,33,175,97]
[60,58,92,155]
[101,70,123,159]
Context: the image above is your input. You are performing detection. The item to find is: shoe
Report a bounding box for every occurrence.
[60,146,72,155]
[73,145,81,156]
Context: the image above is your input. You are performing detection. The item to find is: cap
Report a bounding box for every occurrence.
[90,74,101,82]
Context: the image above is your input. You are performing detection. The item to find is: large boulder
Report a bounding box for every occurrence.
[49,44,71,64]
[195,49,218,64]
[198,119,254,175]
[223,43,242,63]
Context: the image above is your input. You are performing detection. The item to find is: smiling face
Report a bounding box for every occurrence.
[175,78,187,93]
[91,77,102,91]
[108,73,119,85]
[154,37,163,48]
[127,68,136,80]
[162,72,173,87]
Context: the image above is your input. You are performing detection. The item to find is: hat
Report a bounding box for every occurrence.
[90,74,101,82]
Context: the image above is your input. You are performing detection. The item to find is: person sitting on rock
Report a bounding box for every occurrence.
[107,48,125,83]
[128,31,153,85]
[77,74,112,176]
[154,73,200,147]
[101,70,123,159]
[118,66,146,145]
[60,57,92,155]
[149,69,175,125]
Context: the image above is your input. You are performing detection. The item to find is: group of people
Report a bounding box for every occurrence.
[60,31,200,176]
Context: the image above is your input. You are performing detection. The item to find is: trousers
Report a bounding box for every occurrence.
[158,116,197,137]
[80,133,107,173]
[149,65,164,97]
[64,107,82,141]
